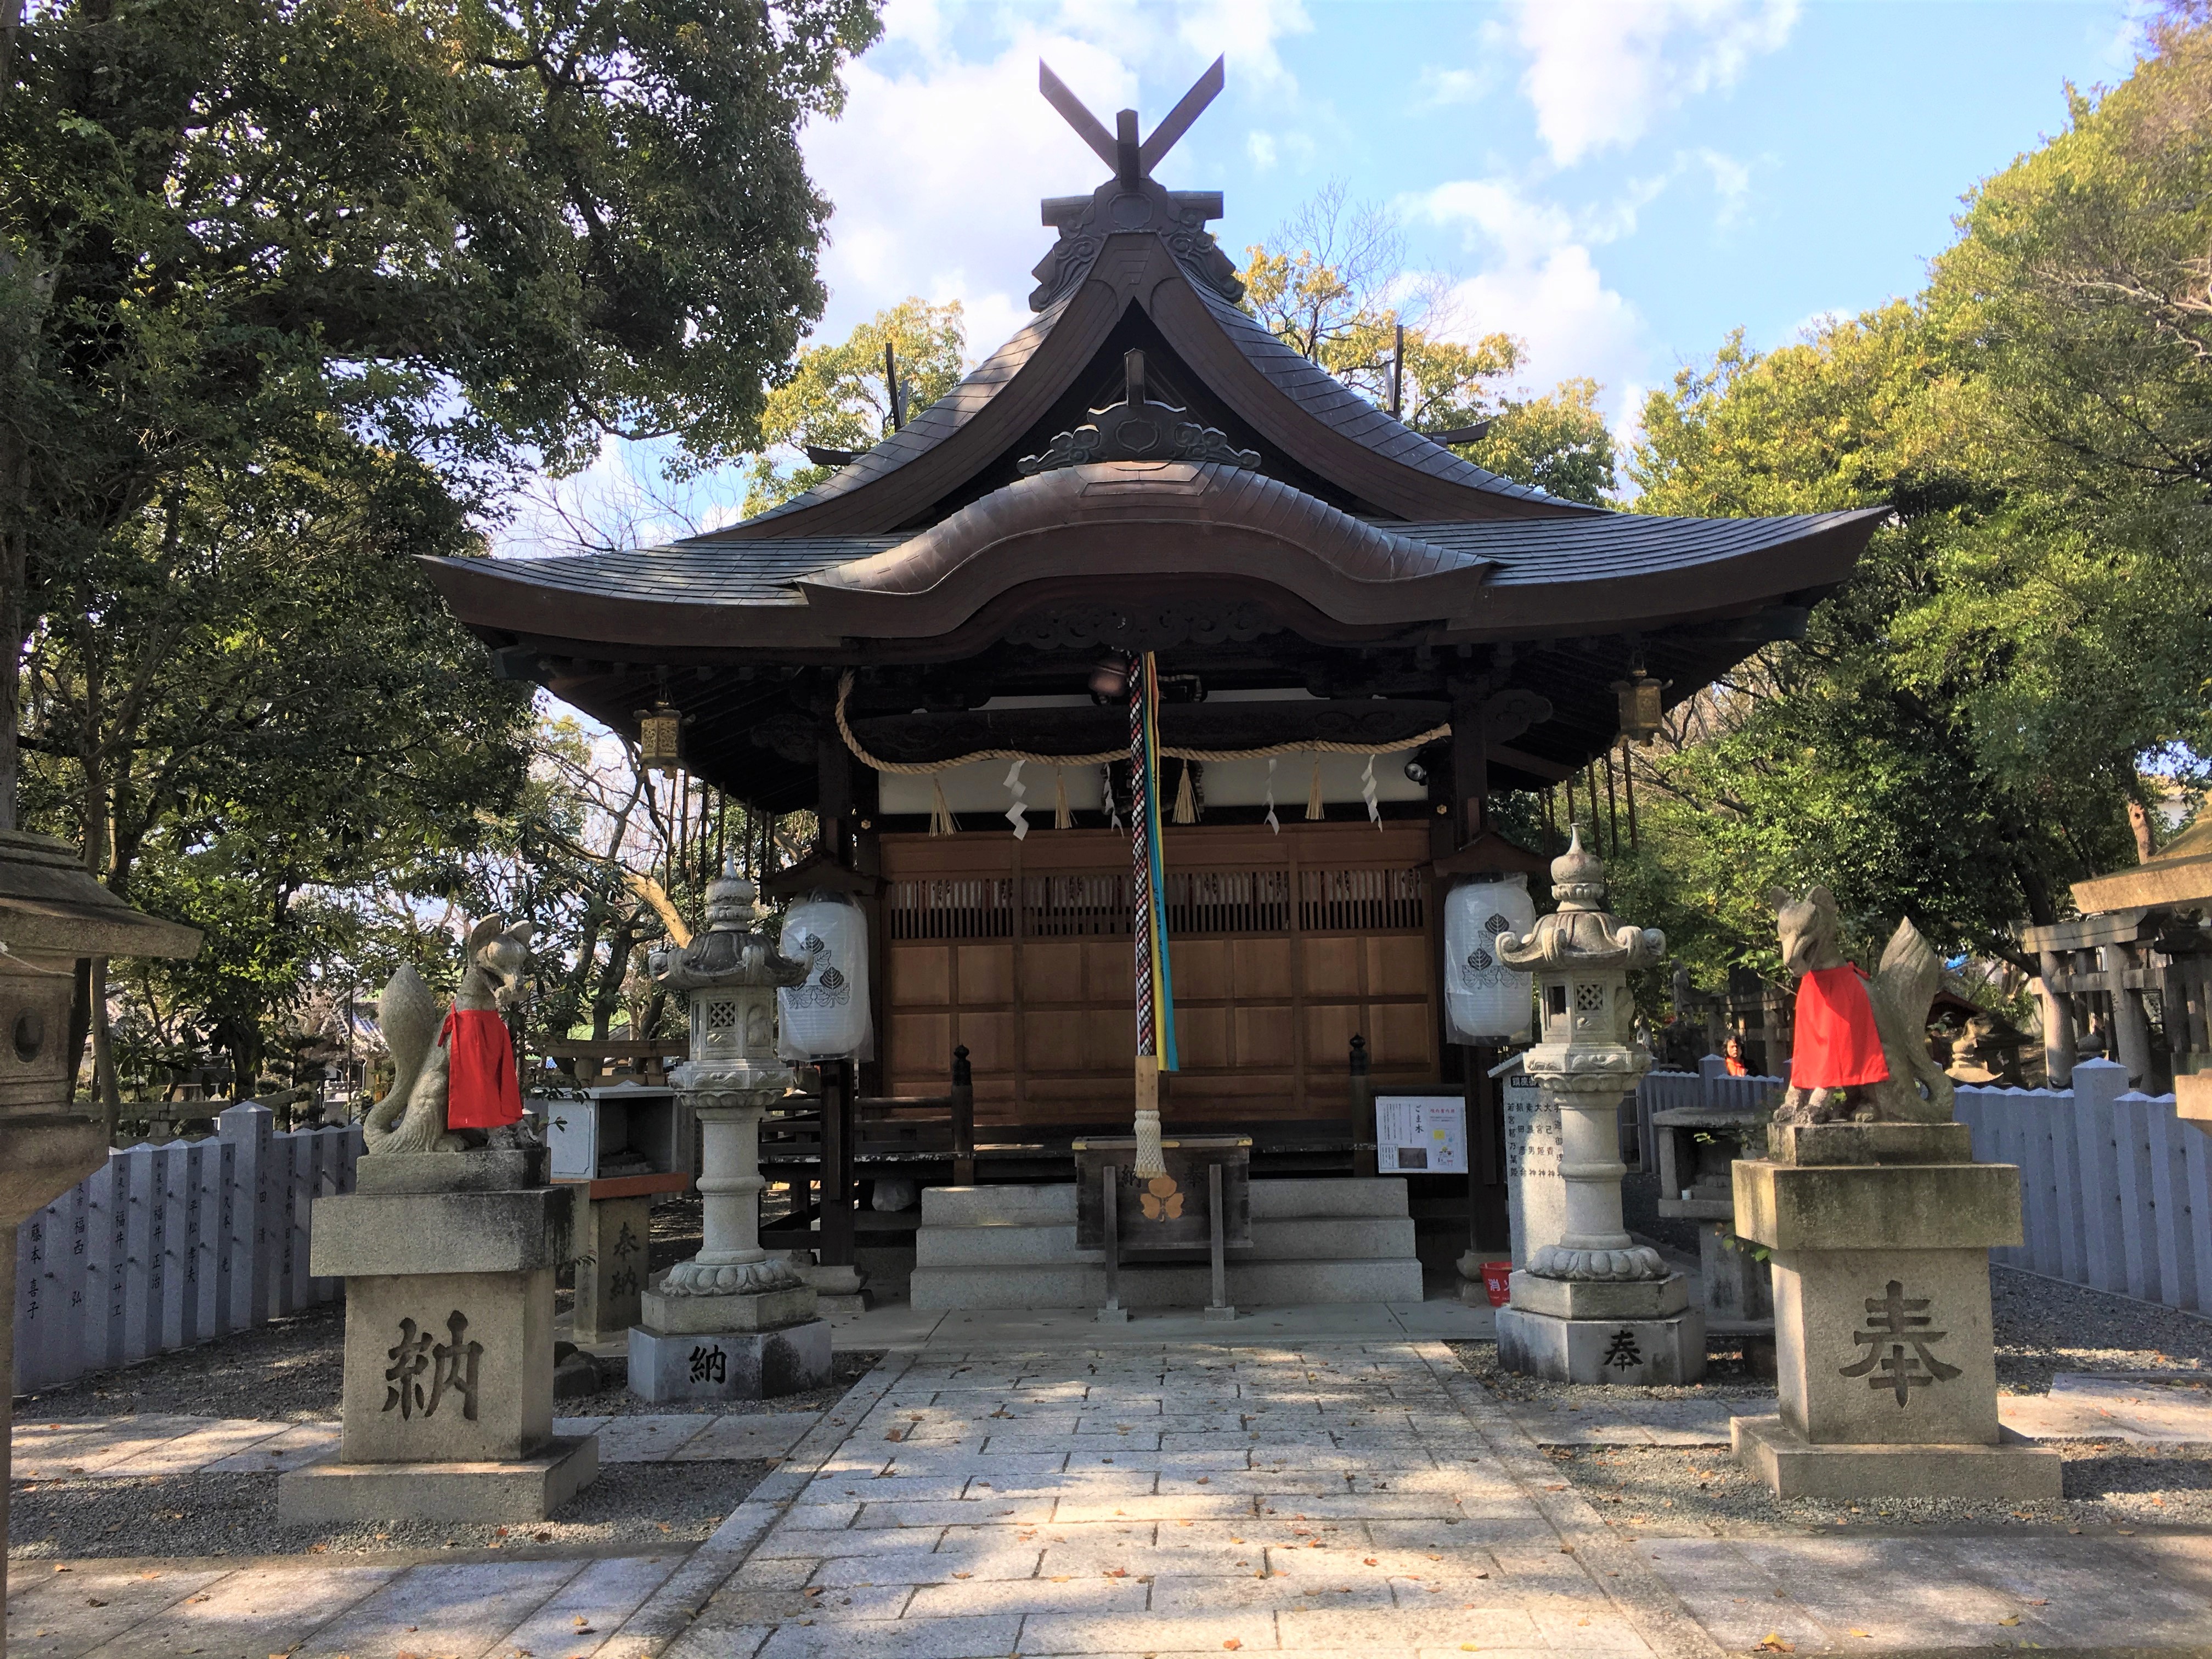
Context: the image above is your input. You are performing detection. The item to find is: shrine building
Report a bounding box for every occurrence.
[425,63,1881,1294]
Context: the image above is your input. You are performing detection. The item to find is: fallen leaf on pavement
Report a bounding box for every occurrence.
[951,1572,972,1579]
[1756,1636,1793,1654]
[1223,1643,1242,1652]
[1848,1630,1870,1639]
[1997,1616,2021,1627]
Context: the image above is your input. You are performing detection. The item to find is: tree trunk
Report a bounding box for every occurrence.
[89,957,122,1139]
[2128,797,2158,864]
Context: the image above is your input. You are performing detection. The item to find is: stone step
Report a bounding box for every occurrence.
[919,1183,1075,1227]
[913,1214,1417,1268]
[1250,1177,1411,1220]
[909,1255,1424,1311]
[918,1177,1410,1231]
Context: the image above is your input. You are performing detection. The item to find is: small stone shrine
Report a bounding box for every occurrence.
[279,918,597,1523]
[630,861,831,1401]
[1729,887,2061,1499]
[1495,831,1703,1383]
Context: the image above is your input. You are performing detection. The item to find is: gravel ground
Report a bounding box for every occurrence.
[1532,1440,2212,1537]
[1451,1261,2212,1539]
[5,1460,768,1561]
[18,1301,345,1423]
[1991,1265,2212,1392]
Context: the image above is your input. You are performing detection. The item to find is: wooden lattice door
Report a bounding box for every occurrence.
[880,821,1439,1135]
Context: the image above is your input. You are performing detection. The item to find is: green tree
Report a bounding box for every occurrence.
[1,0,882,829]
[1239,182,1616,499]
[1466,377,1617,505]
[1621,289,2203,988]
[742,298,968,511]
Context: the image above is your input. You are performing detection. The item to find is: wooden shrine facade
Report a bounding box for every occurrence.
[881,821,1437,1133]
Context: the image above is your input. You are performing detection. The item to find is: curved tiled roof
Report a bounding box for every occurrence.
[424,479,1883,653]
[1189,283,1570,508]
[701,224,1590,540]
[732,298,1074,532]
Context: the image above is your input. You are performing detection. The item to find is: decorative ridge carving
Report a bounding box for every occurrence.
[1018,349,1260,475]
[1030,58,1244,311]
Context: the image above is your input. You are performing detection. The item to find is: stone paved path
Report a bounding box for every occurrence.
[9,1344,2212,1658]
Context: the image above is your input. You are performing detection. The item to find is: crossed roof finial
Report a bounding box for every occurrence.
[1039,57,1224,187]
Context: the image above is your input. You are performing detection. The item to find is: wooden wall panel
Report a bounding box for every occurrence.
[881,822,1438,1132]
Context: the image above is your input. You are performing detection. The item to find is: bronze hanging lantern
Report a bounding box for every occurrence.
[1612,668,1665,746]
[636,703,682,774]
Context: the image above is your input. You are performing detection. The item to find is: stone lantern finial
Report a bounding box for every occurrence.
[1549,826,1607,909]
[702,856,760,932]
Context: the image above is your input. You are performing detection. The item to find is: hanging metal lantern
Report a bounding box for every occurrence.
[1443,873,1537,1042]
[1612,669,1665,747]
[636,703,682,774]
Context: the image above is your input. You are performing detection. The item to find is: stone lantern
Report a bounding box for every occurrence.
[1,829,200,1589]
[1494,829,1704,1383]
[629,861,830,1400]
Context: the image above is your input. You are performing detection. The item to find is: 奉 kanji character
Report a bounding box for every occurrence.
[1838,1280,1961,1405]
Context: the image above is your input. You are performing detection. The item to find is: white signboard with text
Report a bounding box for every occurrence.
[1502,1059,1566,1268]
[1375,1096,1468,1175]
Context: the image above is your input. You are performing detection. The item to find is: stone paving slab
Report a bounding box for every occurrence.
[10,1409,823,1480]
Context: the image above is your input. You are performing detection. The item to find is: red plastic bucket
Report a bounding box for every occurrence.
[1480,1261,1513,1307]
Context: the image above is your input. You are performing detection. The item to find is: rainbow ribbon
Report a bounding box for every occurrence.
[1135,652,1179,1071]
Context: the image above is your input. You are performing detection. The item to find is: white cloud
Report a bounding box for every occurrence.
[1693,146,1753,225]
[1247,129,1279,170]
[1512,0,1799,167]
[1412,177,1650,438]
[802,1,1313,354]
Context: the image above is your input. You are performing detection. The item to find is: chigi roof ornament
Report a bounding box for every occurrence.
[1030,57,1245,311]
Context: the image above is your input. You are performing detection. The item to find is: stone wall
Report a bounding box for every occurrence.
[12,1104,363,1393]
[1953,1059,2202,1312]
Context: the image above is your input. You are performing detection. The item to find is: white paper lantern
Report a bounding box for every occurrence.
[1444,874,1537,1042]
[776,892,872,1060]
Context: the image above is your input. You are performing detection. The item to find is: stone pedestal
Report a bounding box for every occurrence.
[625,1098,831,1402]
[1728,1122,2060,1499]
[278,1148,599,1523]
[574,1194,652,1344]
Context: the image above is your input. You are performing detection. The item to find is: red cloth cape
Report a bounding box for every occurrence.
[1791,964,1890,1088]
[439,1007,523,1129]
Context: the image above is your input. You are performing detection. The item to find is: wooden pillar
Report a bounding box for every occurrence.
[2106,941,2154,1088]
[2037,950,2078,1088]
[820,1057,856,1268]
[951,1043,975,1186]
[1349,1034,1377,1179]
[1448,686,1489,848]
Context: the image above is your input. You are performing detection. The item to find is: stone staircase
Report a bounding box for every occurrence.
[909,1178,1425,1311]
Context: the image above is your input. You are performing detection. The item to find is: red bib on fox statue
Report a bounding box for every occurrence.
[439,1007,524,1129]
[1790,963,1890,1090]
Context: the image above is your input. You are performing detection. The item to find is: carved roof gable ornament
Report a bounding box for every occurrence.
[1029,58,1245,312]
[1018,348,1261,476]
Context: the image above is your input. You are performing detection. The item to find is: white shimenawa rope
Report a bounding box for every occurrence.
[833,670,1451,774]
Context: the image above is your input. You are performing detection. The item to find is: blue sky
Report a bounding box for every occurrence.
[511,0,2149,548]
